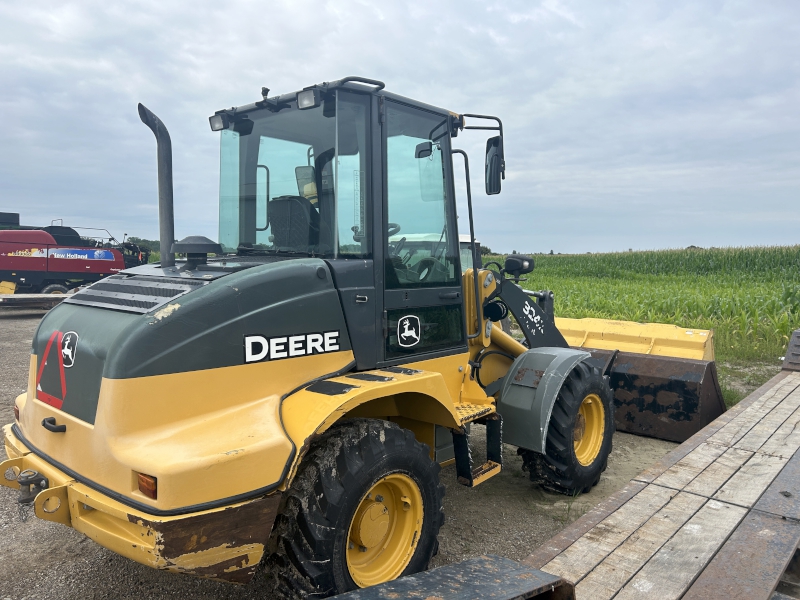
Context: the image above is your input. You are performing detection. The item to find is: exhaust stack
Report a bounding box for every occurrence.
[137,103,175,268]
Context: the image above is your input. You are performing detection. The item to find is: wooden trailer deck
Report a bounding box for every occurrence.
[0,293,68,309]
[525,333,800,600]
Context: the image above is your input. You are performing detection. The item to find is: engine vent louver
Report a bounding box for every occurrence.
[64,275,207,314]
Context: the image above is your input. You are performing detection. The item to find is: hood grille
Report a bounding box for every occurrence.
[64,275,207,314]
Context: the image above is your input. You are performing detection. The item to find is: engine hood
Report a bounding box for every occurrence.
[31,258,351,425]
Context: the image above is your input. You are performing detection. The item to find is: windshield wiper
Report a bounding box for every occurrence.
[246,248,312,257]
[271,249,311,256]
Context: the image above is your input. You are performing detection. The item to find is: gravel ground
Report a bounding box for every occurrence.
[0,310,678,599]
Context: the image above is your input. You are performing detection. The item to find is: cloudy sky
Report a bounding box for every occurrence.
[1,0,798,254]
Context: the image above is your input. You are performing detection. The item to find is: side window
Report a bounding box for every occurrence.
[336,92,371,257]
[460,242,475,274]
[385,102,457,289]
[218,129,240,252]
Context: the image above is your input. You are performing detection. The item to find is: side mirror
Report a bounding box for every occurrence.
[485,135,504,195]
[504,254,534,279]
[417,141,444,203]
[415,141,433,159]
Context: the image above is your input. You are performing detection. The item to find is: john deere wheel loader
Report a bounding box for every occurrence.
[1,76,724,597]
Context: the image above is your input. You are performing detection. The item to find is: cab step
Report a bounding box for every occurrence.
[454,402,494,425]
[452,413,502,487]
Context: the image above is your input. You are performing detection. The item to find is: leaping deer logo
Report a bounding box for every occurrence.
[397,316,421,348]
[61,331,79,368]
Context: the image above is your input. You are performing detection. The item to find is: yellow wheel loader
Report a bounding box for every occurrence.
[1,76,724,597]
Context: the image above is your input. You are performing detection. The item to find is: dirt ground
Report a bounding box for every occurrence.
[0,309,767,599]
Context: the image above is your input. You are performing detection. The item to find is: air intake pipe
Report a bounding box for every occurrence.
[137,103,175,268]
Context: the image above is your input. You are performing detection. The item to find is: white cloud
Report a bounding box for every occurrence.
[0,0,798,253]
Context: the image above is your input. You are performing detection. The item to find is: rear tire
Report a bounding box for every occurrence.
[265,419,445,599]
[519,362,614,495]
[40,284,69,294]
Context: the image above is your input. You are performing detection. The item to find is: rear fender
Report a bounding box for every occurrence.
[496,347,590,454]
[280,368,463,486]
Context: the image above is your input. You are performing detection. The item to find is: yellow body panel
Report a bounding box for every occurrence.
[0,280,17,294]
[2,424,277,582]
[555,317,715,361]
[282,367,462,446]
[16,351,354,511]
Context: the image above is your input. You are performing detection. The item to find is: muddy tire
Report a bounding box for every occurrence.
[265,419,445,599]
[40,284,69,294]
[519,362,614,495]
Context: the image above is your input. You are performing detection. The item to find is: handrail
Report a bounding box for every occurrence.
[328,76,386,91]
[452,149,482,340]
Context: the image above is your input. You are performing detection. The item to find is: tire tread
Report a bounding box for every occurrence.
[265,419,444,599]
[519,364,615,495]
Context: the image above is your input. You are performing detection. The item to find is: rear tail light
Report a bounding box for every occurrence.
[137,473,157,499]
[13,404,20,421]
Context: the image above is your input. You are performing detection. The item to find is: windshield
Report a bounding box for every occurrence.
[218,90,370,257]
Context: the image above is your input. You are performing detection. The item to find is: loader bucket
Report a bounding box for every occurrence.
[555,318,726,442]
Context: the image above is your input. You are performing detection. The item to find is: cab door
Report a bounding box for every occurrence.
[380,100,466,364]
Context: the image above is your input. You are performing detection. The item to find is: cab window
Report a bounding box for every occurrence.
[384,102,458,289]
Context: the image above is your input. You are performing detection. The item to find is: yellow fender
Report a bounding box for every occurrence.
[280,367,464,487]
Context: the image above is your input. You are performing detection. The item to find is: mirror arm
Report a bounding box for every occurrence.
[452,149,482,340]
[461,113,505,180]
[461,114,504,137]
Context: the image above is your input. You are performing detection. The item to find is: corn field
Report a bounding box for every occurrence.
[486,246,800,363]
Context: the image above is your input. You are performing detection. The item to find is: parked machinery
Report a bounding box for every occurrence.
[2,77,723,598]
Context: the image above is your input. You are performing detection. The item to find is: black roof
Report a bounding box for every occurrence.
[216,76,453,121]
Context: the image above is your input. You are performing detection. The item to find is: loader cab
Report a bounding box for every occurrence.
[213,79,496,370]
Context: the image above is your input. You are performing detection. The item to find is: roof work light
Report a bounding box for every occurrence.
[209,113,229,131]
[297,89,321,110]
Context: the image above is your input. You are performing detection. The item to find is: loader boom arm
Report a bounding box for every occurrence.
[494,278,569,349]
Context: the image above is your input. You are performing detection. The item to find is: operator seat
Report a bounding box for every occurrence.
[268,195,320,251]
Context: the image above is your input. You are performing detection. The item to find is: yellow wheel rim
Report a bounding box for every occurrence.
[48,290,65,294]
[573,393,605,466]
[346,473,424,588]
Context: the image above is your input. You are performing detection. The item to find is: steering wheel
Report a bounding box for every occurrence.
[389,236,406,258]
[414,258,437,282]
[387,222,402,237]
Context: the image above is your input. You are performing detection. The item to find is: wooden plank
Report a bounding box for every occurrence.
[707,374,800,449]
[574,491,706,600]
[614,499,747,600]
[634,371,794,484]
[760,403,800,459]
[754,448,800,520]
[683,447,754,498]
[736,387,800,453]
[541,484,675,585]
[683,509,800,600]
[713,453,788,508]
[650,442,727,491]
[709,375,800,448]
[523,480,646,569]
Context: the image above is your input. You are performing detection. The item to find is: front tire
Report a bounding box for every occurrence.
[266,419,445,598]
[519,362,614,495]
